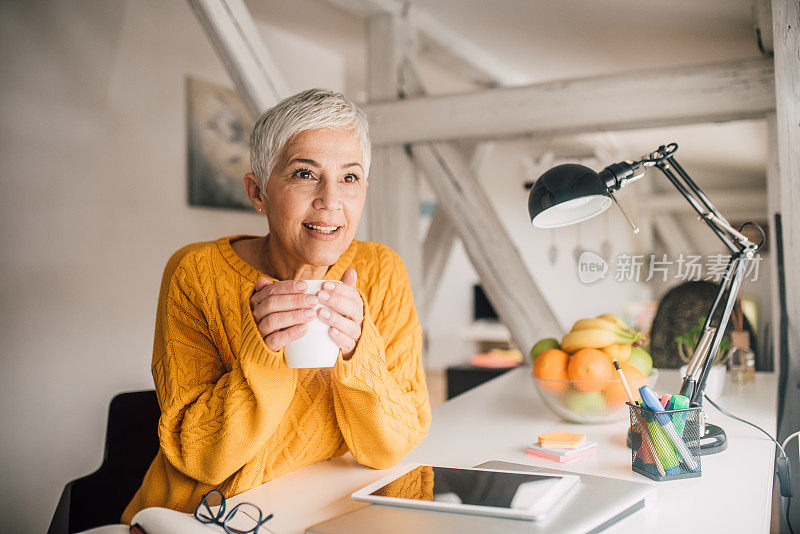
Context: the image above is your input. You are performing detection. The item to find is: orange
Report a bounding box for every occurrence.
[604,363,647,405]
[567,348,615,391]
[533,349,570,392]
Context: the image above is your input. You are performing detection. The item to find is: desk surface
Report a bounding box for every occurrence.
[230,368,778,534]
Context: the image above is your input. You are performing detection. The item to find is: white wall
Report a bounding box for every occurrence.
[0,1,345,531]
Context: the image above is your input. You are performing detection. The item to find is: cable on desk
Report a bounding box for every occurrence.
[703,394,785,455]
[703,394,796,534]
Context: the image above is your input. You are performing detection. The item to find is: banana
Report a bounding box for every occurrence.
[571,318,626,334]
[600,343,632,362]
[597,314,632,331]
[561,328,622,353]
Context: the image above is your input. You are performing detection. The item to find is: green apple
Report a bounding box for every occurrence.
[565,390,606,414]
[627,347,653,376]
[530,338,560,363]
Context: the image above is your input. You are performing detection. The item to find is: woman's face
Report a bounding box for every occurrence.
[263,127,368,269]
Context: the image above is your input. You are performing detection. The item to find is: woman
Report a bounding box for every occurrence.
[122,89,431,523]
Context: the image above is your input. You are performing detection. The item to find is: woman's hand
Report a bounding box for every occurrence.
[250,279,318,351]
[316,268,364,359]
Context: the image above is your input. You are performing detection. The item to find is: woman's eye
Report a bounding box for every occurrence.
[343,174,359,183]
[293,169,313,180]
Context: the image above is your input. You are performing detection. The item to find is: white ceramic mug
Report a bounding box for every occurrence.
[283,280,340,368]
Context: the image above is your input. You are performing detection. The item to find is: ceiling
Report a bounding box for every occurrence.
[247,0,768,184]
[410,0,760,84]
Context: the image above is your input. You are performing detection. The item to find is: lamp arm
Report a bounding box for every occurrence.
[601,145,755,254]
[601,144,762,406]
[690,255,748,405]
[646,152,756,404]
[666,156,732,228]
[652,161,741,254]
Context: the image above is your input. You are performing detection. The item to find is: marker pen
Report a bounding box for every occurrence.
[640,386,700,472]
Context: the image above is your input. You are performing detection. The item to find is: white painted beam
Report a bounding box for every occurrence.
[421,206,456,320]
[365,13,422,302]
[638,188,767,214]
[771,0,800,369]
[365,57,776,146]
[412,14,528,87]
[324,0,526,87]
[752,0,774,54]
[419,141,493,321]
[652,215,698,258]
[187,0,289,115]
[400,59,561,341]
[412,141,564,353]
[766,112,780,369]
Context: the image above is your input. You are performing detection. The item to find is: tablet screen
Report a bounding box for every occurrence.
[369,466,563,510]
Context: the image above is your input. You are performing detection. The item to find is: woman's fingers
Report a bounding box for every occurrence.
[252,292,318,323]
[264,323,309,352]
[317,306,361,341]
[253,276,272,292]
[250,275,364,357]
[250,279,308,307]
[257,308,315,339]
[317,282,363,323]
[329,327,356,355]
[340,268,357,288]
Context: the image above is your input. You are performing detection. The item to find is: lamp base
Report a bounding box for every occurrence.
[699,423,727,455]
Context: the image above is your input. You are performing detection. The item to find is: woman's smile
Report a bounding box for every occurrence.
[302,220,344,240]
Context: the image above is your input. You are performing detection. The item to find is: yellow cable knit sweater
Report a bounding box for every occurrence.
[121,235,431,523]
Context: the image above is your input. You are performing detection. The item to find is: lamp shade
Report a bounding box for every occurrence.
[528,164,613,228]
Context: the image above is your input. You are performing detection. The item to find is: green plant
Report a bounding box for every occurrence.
[674,317,731,365]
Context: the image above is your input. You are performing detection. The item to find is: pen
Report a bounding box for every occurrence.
[612,359,636,404]
[640,386,700,472]
[669,394,690,436]
[631,407,667,477]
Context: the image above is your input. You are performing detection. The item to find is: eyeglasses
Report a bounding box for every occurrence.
[193,490,275,534]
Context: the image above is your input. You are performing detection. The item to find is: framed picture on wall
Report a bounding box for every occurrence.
[186,76,254,210]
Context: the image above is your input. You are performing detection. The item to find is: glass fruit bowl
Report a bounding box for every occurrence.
[531,369,659,424]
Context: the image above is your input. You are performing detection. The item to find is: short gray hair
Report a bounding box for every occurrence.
[249,88,371,192]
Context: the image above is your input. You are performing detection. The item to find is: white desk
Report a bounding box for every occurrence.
[230,368,778,533]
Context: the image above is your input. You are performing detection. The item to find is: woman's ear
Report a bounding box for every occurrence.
[244,172,267,214]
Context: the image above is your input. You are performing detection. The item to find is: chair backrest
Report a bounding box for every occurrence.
[48,390,160,534]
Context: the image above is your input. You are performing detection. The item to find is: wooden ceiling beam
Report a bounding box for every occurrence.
[637,188,767,214]
[770,0,800,383]
[412,140,565,351]
[188,0,289,115]
[323,0,527,87]
[752,0,774,55]
[365,57,776,146]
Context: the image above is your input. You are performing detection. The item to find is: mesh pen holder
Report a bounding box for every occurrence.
[628,402,702,481]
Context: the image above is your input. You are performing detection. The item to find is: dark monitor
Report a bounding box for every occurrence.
[473,284,498,321]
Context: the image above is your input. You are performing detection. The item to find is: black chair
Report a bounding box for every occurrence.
[48,390,160,534]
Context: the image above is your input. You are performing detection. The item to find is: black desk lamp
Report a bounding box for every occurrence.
[528,143,765,455]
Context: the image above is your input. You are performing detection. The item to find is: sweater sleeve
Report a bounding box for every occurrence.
[153,253,297,486]
[330,249,431,469]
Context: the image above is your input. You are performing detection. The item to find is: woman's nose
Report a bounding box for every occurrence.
[313,179,343,210]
